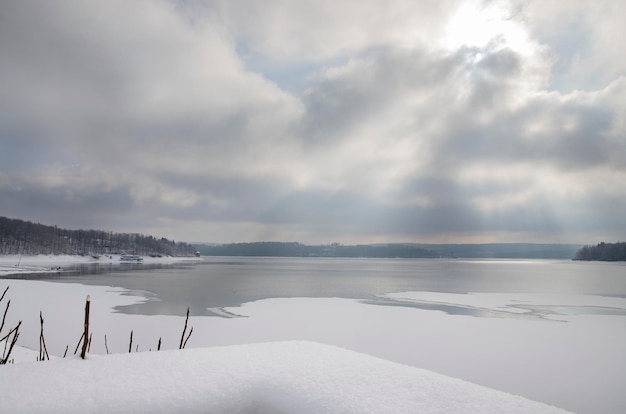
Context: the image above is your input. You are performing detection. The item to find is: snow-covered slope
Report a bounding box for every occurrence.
[0,341,570,414]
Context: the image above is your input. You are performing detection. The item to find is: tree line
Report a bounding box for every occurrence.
[0,216,197,257]
[194,242,441,258]
[573,242,626,261]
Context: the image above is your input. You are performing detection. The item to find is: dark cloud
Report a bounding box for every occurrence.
[0,175,135,231]
[298,47,456,147]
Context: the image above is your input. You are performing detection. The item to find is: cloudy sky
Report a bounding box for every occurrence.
[1,0,625,244]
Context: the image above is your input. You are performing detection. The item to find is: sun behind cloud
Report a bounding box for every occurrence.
[441,0,533,56]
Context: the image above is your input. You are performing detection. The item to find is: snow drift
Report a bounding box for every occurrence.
[0,341,570,414]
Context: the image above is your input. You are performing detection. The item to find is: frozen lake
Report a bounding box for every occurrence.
[30,256,626,317]
[3,257,626,413]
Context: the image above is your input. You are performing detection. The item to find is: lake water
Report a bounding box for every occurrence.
[9,256,626,414]
[40,257,626,318]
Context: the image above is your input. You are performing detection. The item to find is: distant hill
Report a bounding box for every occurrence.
[573,242,626,261]
[0,216,197,257]
[194,242,441,258]
[194,241,582,259]
[412,243,584,259]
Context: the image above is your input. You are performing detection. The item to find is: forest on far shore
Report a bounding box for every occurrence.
[0,216,197,257]
[4,215,622,261]
[573,242,626,261]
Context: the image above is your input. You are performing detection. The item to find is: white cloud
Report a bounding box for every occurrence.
[219,0,458,61]
[519,0,626,91]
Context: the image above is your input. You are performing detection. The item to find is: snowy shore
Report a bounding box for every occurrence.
[0,254,202,277]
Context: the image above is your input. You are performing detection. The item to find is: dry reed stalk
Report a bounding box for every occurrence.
[39,311,49,361]
[80,295,90,359]
[0,298,10,334]
[179,307,191,349]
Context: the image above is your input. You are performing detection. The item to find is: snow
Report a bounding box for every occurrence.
[381,291,626,319]
[0,254,201,276]
[2,261,625,413]
[0,341,571,414]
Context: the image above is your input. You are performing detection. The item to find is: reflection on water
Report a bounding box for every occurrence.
[17,257,626,318]
[2,261,193,279]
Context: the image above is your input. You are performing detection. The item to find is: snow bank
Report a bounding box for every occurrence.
[0,341,571,414]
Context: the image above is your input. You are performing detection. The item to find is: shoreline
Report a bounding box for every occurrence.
[0,254,203,277]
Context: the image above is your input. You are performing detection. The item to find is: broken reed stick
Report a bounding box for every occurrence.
[0,286,9,341]
[0,321,21,364]
[2,332,20,364]
[179,307,190,349]
[38,313,43,361]
[80,295,90,359]
[0,287,24,364]
[73,332,84,355]
[128,330,133,353]
[182,327,193,349]
[0,299,10,335]
[104,334,110,355]
[63,345,69,358]
[157,337,162,351]
[0,320,21,343]
[39,311,50,361]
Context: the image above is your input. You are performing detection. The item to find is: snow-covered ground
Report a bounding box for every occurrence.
[1,259,625,413]
[0,341,570,414]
